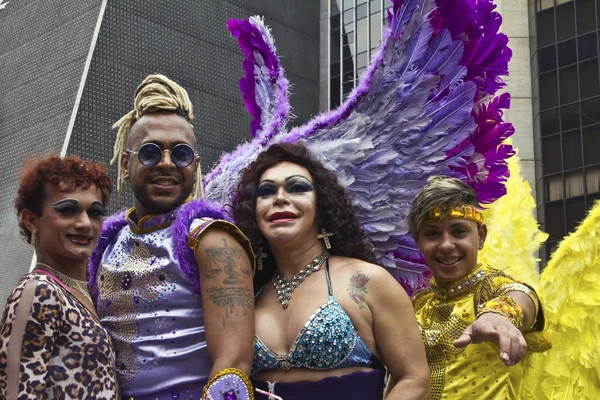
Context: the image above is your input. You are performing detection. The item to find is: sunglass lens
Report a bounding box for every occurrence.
[171,144,195,168]
[138,143,162,167]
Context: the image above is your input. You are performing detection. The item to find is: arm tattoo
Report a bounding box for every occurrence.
[347,271,370,309]
[204,238,250,284]
[206,286,254,327]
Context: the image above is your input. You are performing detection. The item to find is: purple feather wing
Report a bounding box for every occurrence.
[205,0,515,294]
[227,16,290,141]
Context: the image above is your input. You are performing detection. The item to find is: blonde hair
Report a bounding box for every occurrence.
[112,74,203,198]
[407,176,480,237]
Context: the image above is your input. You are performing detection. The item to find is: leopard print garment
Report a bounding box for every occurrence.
[0,272,119,399]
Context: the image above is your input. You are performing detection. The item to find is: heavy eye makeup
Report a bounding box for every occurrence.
[49,199,107,217]
[255,176,313,198]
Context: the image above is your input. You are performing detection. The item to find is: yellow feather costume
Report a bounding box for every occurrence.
[478,154,600,399]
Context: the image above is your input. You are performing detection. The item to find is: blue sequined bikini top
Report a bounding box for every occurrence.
[252,262,383,374]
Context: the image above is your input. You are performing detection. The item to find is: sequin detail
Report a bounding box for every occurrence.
[99,240,173,388]
[252,265,381,374]
[413,266,543,400]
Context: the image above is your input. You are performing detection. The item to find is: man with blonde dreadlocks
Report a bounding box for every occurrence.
[88,74,256,400]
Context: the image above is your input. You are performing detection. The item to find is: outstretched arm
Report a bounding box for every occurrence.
[454,289,539,366]
[368,268,430,400]
[194,227,255,378]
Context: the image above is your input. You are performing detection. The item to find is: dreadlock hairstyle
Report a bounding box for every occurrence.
[111,74,204,199]
[407,176,481,239]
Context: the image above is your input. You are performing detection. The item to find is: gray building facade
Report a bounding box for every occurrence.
[0,0,319,307]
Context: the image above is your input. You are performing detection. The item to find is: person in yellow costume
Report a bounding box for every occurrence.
[406,176,546,400]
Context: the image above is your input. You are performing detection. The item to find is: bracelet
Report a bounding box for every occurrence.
[477,295,524,330]
[202,368,254,400]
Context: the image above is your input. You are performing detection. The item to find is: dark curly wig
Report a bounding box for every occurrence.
[15,155,112,244]
[230,143,375,289]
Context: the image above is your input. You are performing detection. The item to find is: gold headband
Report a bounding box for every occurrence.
[425,205,484,224]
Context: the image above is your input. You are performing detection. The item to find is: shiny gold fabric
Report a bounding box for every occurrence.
[413,266,542,400]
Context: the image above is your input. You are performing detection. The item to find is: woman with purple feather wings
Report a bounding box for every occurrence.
[200,0,522,397]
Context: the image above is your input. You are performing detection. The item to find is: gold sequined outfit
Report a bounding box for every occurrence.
[412,265,543,400]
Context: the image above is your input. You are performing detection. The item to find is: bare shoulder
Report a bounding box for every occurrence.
[195,225,246,248]
[329,256,408,309]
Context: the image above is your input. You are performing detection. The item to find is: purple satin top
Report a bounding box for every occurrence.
[96,210,211,398]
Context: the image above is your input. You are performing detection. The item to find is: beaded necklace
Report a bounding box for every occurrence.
[272,251,330,309]
[35,263,93,304]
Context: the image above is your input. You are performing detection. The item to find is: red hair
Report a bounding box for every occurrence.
[14,155,112,243]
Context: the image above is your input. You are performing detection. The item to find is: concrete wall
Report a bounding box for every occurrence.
[0,0,104,310]
[0,0,319,309]
[496,0,538,201]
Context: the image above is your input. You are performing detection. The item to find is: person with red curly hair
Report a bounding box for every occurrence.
[0,155,119,399]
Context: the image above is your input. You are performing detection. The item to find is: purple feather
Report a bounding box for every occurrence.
[88,211,128,302]
[227,17,290,139]
[88,201,228,300]
[205,0,515,294]
[171,200,229,293]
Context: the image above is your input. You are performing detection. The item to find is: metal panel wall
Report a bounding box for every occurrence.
[0,0,319,308]
[0,0,104,309]
[68,0,320,214]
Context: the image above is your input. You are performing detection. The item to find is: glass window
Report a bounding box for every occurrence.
[546,174,564,200]
[557,39,577,67]
[556,2,576,41]
[357,51,369,68]
[586,166,600,192]
[343,40,353,59]
[545,200,566,241]
[331,61,340,78]
[344,0,353,10]
[344,9,354,23]
[330,76,341,109]
[371,13,382,49]
[343,56,354,75]
[565,196,586,232]
[539,45,557,72]
[559,66,579,104]
[357,16,368,53]
[538,0,554,11]
[576,0,596,34]
[357,0,367,4]
[583,124,600,165]
[540,71,559,110]
[562,129,583,169]
[562,103,581,130]
[331,10,340,28]
[357,3,368,19]
[578,33,598,61]
[370,0,381,13]
[587,191,600,208]
[331,30,341,63]
[565,170,585,197]
[384,0,393,7]
[581,96,600,125]
[331,0,341,14]
[343,64,354,82]
[543,135,563,174]
[541,108,561,135]
[537,8,556,47]
[343,81,355,97]
[579,59,600,99]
